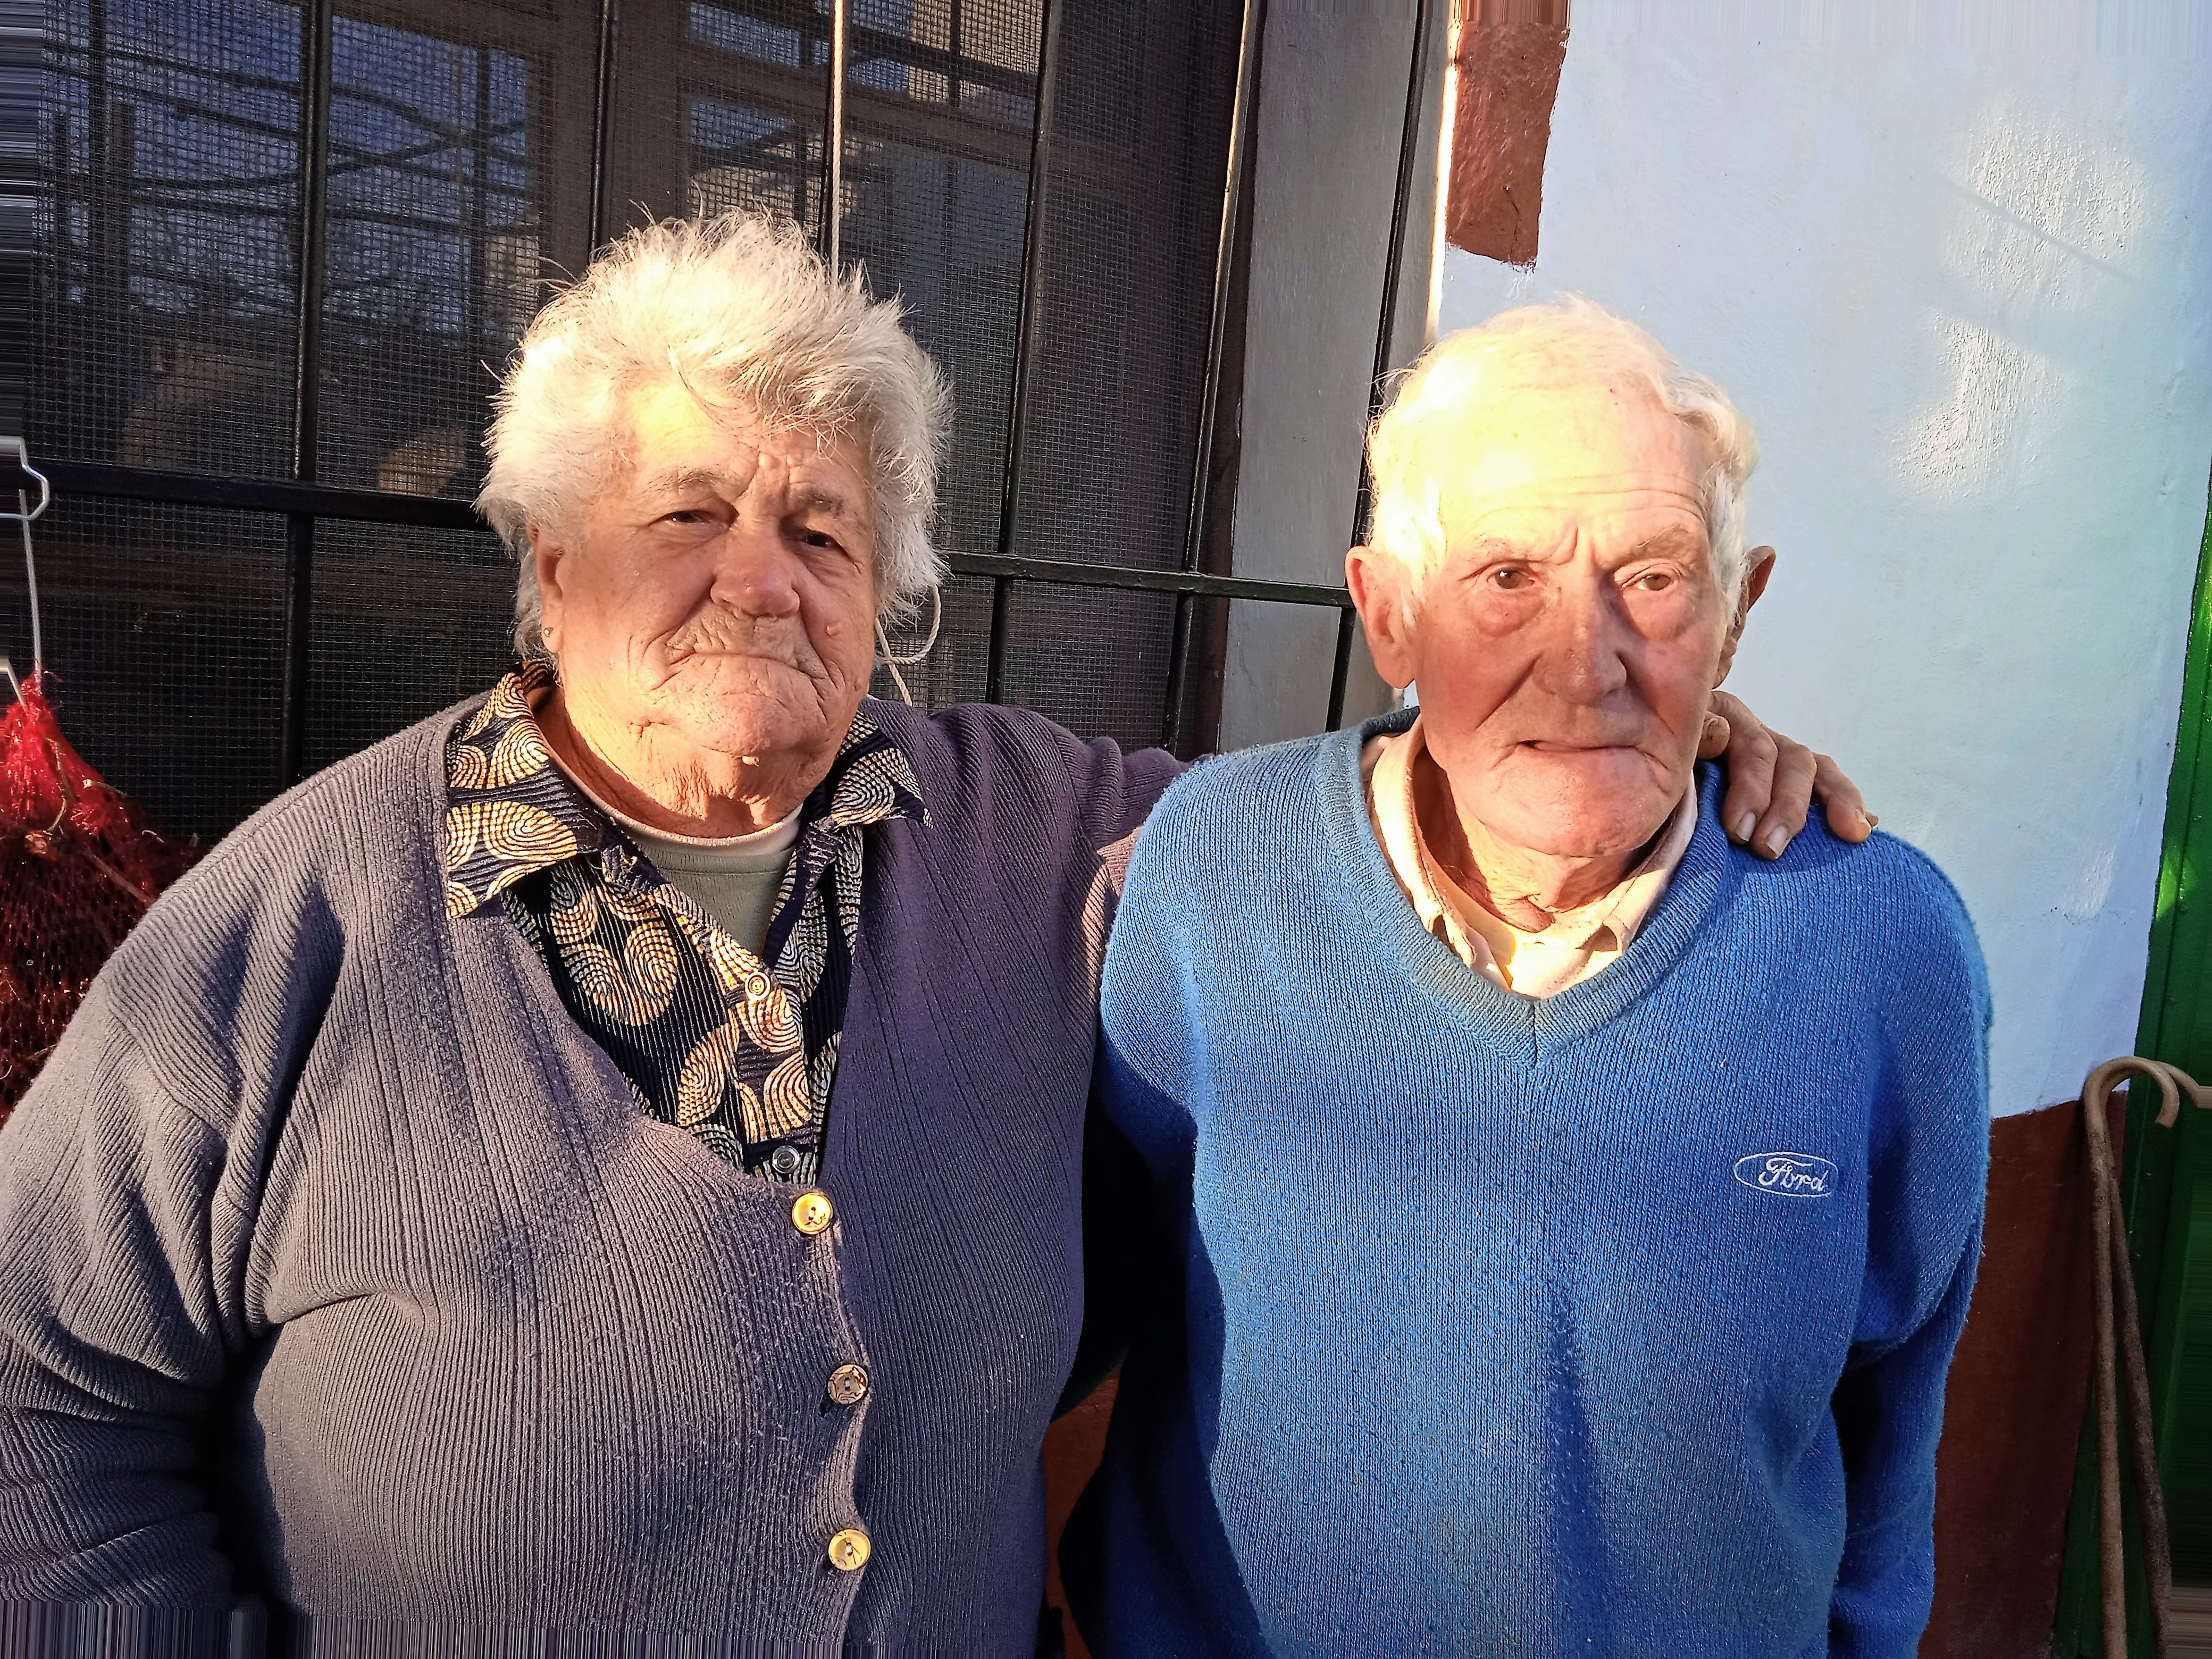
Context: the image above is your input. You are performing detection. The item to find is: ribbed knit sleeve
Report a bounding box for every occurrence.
[1830,851,1992,1658]
[0,791,344,1611]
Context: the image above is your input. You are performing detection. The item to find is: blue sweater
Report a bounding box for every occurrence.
[1065,718,1990,1659]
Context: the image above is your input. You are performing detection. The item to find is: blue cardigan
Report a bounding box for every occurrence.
[1066,719,1990,1659]
[0,696,1177,1652]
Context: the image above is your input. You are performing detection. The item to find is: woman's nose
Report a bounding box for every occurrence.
[714,521,803,615]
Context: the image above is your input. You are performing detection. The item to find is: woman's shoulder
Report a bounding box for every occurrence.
[126,698,469,962]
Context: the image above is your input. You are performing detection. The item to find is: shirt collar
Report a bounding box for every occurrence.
[443,662,926,920]
[1367,713,1697,962]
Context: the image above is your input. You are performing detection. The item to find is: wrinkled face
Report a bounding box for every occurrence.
[535,381,878,777]
[1353,381,1747,860]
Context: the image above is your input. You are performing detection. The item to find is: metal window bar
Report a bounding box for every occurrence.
[1158,0,1265,752]
[280,0,336,790]
[1330,0,1434,733]
[38,0,1444,768]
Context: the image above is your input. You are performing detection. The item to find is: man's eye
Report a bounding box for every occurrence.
[663,509,712,526]
[1633,571,1677,592]
[1489,567,1531,590]
[800,530,843,551]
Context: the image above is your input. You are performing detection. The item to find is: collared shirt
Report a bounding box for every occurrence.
[442,663,927,1183]
[1362,714,1697,999]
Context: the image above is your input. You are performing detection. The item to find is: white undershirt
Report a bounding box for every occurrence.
[1361,715,1697,999]
[559,770,801,958]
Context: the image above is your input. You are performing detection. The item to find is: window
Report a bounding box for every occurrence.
[27,0,1396,847]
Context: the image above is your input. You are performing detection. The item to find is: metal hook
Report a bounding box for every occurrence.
[0,438,46,677]
[0,439,51,524]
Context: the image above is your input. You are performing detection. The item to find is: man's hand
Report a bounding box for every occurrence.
[1700,690,1875,860]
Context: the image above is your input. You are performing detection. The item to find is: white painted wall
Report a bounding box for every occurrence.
[1215,0,1443,750]
[1437,2,2212,1115]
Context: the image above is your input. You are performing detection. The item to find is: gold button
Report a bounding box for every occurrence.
[827,1527,871,1572]
[827,1364,869,1406]
[791,1191,835,1236]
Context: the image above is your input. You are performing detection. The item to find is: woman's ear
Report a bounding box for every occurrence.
[1346,545,1417,691]
[531,523,567,656]
[1714,544,1777,686]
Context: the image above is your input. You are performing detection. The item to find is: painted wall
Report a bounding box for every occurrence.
[1438,2,2212,1116]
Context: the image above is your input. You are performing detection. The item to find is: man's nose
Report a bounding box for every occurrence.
[712,517,803,615]
[1531,578,1631,703]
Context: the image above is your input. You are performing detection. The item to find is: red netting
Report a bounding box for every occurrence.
[1,673,199,1124]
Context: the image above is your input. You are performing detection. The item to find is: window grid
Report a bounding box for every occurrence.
[27,0,1429,843]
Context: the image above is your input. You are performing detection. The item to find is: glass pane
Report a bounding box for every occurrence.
[3,498,286,844]
[301,516,517,776]
[841,0,1040,564]
[317,0,597,496]
[611,1,831,239]
[38,0,304,476]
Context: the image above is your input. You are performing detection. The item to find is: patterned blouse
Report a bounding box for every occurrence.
[442,664,927,1184]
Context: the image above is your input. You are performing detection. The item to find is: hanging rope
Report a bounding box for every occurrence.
[2077,1053,2205,1659]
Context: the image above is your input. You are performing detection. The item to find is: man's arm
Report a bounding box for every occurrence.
[1828,853,1991,1657]
[1827,1229,1980,1658]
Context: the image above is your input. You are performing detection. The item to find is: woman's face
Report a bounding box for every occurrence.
[533,381,879,796]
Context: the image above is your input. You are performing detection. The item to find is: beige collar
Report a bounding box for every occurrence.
[1362,714,1698,998]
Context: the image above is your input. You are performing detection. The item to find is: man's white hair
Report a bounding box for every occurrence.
[479,212,950,656]
[1367,296,1759,606]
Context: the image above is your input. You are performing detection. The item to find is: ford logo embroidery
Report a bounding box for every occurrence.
[1733,1152,1839,1198]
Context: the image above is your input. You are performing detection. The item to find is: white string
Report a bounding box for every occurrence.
[18,493,40,674]
[874,585,942,707]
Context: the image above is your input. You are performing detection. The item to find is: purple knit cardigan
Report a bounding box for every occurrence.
[0,694,1179,1654]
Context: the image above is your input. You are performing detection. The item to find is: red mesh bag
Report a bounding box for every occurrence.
[0,673,198,1124]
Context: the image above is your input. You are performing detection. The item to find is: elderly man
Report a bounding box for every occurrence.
[0,220,1860,1649]
[1064,301,1988,1658]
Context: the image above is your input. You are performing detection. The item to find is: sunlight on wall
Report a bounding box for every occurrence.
[1439,1,2212,1114]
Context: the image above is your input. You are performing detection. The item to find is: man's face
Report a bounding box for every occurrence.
[534,381,878,781]
[1352,381,1748,860]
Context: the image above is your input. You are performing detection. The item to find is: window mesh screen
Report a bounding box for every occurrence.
[316,9,590,498]
[30,0,1256,839]
[1,499,287,844]
[302,518,516,775]
[39,0,304,476]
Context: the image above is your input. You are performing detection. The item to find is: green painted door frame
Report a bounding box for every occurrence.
[2055,467,2212,1654]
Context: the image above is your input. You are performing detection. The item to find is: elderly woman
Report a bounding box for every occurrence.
[1065,301,1988,1658]
[0,219,1858,1649]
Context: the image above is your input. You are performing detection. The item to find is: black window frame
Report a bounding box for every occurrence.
[24,0,1433,794]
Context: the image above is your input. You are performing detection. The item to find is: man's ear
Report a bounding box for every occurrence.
[1713,544,1777,685]
[1346,545,1417,691]
[531,522,568,657]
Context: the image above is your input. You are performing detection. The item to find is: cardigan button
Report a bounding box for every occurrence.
[826,1364,869,1405]
[827,1528,872,1572]
[791,1191,835,1236]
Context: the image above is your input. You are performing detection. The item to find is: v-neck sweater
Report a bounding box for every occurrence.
[0,694,1179,1652]
[1064,714,1990,1659]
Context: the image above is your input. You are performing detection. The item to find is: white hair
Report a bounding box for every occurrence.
[1367,296,1759,607]
[479,212,951,656]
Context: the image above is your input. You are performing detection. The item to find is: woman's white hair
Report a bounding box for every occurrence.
[1367,296,1759,608]
[479,212,950,656]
